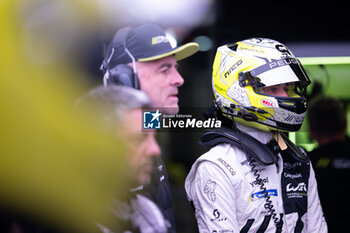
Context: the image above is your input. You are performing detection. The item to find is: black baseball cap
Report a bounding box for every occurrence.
[101,24,199,70]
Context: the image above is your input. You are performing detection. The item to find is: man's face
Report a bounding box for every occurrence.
[120,109,161,185]
[261,83,295,97]
[136,56,184,114]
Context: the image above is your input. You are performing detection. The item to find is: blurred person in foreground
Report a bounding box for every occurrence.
[307,96,350,233]
[185,38,327,232]
[77,85,167,233]
[100,23,199,232]
[0,1,137,232]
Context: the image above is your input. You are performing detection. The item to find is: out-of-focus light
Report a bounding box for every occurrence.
[98,0,213,30]
[194,35,212,52]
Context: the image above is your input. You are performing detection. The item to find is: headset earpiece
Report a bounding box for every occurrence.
[101,42,139,89]
[103,64,140,89]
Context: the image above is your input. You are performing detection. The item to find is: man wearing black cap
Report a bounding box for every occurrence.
[101,23,198,114]
[101,23,199,232]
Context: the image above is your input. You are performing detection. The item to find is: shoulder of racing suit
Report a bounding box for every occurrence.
[200,125,309,166]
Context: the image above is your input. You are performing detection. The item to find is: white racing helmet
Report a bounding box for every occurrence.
[212,38,311,132]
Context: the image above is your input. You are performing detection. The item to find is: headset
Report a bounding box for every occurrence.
[101,47,140,89]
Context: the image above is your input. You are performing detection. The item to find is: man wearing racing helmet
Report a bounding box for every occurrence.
[185,38,327,233]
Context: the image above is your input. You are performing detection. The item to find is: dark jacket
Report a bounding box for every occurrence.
[139,157,175,233]
[309,137,350,233]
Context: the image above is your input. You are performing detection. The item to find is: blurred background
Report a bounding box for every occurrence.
[1,0,350,232]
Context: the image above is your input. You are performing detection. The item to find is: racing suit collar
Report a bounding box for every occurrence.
[236,123,273,145]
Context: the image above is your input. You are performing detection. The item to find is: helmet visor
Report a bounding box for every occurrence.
[247,57,311,88]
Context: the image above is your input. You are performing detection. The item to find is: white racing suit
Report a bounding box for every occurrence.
[185,124,327,233]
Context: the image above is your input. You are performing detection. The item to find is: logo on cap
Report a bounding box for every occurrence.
[152,36,169,45]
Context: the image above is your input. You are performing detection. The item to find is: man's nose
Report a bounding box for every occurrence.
[146,135,161,158]
[170,70,184,87]
[279,89,289,97]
